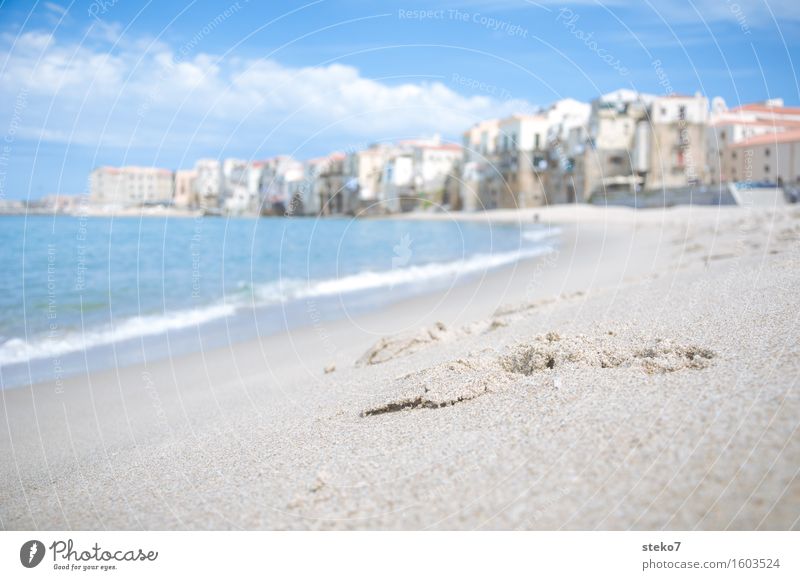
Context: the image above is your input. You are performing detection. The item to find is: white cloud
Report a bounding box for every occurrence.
[0,27,532,159]
[44,2,68,16]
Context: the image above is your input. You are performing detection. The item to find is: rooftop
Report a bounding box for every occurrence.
[731,128,800,148]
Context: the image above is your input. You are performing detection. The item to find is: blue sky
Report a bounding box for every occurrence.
[0,0,798,198]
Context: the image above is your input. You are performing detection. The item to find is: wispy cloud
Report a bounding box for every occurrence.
[44,2,68,16]
[0,25,534,160]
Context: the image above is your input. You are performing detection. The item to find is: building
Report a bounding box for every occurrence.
[247,162,265,213]
[723,129,800,186]
[460,99,590,209]
[221,158,254,215]
[460,119,500,211]
[259,156,304,214]
[707,98,800,184]
[479,113,551,208]
[580,89,655,200]
[316,153,347,215]
[194,159,223,208]
[544,98,591,203]
[412,142,462,206]
[381,153,415,212]
[298,156,328,216]
[634,93,709,191]
[344,144,395,213]
[173,169,198,208]
[90,166,174,206]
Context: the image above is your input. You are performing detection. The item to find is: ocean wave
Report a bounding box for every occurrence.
[0,302,236,367]
[291,245,553,299]
[1,242,555,367]
[522,227,561,243]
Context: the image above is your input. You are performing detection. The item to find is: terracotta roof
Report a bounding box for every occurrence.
[711,117,800,128]
[730,103,800,116]
[731,128,800,148]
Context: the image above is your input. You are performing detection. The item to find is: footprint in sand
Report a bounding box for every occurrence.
[360,332,715,417]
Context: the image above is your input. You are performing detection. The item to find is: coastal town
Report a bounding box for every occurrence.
[11,89,800,216]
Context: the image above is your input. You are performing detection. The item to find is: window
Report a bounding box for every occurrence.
[765,148,771,157]
[732,151,737,160]
[764,165,770,174]
[534,134,540,150]
[679,106,686,121]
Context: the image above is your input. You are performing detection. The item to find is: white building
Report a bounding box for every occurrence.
[259,156,304,214]
[412,142,461,199]
[381,153,415,212]
[194,159,223,208]
[222,158,262,215]
[545,98,591,145]
[90,166,174,206]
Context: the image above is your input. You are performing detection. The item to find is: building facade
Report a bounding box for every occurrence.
[90,166,174,206]
[724,129,800,186]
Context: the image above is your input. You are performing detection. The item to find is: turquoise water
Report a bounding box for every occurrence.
[0,214,558,387]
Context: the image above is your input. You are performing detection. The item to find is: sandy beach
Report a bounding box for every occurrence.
[2,204,799,530]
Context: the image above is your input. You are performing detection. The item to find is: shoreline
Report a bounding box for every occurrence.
[2,204,799,530]
[0,216,555,390]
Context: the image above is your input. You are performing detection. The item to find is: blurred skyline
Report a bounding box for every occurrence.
[0,0,798,198]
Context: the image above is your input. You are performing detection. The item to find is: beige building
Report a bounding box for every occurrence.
[173,169,198,207]
[315,153,347,215]
[581,90,653,199]
[481,114,551,209]
[344,144,395,213]
[460,119,500,210]
[634,94,709,190]
[708,99,800,184]
[90,166,173,206]
[723,129,800,186]
[299,154,348,216]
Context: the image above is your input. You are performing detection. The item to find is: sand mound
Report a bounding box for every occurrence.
[356,319,506,368]
[501,333,715,375]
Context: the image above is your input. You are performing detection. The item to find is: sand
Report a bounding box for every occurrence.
[1,204,799,530]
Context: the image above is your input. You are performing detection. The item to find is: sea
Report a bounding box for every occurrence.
[0,214,558,388]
